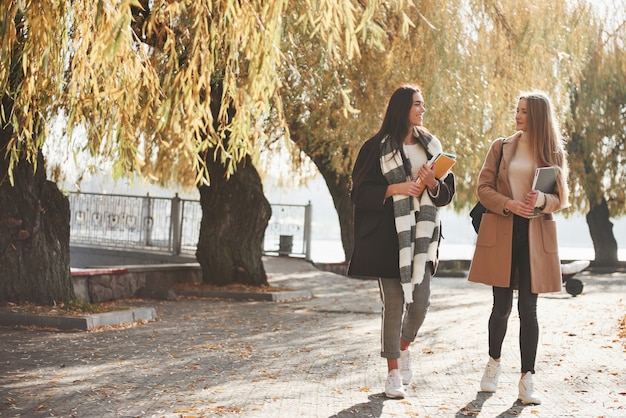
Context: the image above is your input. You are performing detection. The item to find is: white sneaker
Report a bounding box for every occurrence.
[384,369,406,399]
[518,373,542,405]
[399,349,413,384]
[480,357,501,392]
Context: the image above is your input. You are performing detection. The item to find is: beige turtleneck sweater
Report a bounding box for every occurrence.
[508,136,546,208]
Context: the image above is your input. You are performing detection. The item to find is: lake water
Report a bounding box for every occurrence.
[306,202,626,264]
[309,239,625,264]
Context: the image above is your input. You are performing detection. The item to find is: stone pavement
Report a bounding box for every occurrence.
[0,256,624,418]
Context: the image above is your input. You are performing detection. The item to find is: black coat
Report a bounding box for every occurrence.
[347,136,456,279]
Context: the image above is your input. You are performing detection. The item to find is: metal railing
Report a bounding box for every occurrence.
[68,192,312,260]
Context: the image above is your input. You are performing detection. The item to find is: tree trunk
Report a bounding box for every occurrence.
[319,170,353,262]
[195,155,272,287]
[586,198,619,267]
[0,96,73,305]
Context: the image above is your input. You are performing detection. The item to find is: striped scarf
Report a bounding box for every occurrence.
[380,127,442,304]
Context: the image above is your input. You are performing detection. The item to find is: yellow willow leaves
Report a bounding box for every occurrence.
[5,0,606,193]
[1,0,68,183]
[2,0,393,186]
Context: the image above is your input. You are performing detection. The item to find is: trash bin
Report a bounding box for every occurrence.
[278,235,293,256]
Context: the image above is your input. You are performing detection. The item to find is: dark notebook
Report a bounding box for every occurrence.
[530,166,558,216]
[532,166,558,193]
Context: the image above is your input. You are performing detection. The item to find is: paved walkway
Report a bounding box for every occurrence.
[1,256,625,418]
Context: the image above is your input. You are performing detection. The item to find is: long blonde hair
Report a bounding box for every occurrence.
[519,91,569,204]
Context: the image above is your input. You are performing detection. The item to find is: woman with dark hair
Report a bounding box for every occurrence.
[348,85,455,399]
[468,91,570,405]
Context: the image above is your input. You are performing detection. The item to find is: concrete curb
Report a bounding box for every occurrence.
[0,306,157,331]
[175,288,313,302]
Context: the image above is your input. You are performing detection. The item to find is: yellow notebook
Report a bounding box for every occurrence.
[415,152,456,193]
[430,152,456,179]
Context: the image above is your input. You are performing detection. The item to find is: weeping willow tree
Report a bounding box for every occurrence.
[0,0,389,304]
[280,0,593,261]
[0,2,73,304]
[566,7,626,266]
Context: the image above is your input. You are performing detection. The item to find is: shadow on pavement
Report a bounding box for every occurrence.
[495,401,527,417]
[454,391,529,417]
[455,391,493,417]
[329,393,386,417]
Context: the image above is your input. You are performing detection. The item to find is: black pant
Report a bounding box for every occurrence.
[488,215,538,374]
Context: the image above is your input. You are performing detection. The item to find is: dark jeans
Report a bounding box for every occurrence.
[488,215,539,374]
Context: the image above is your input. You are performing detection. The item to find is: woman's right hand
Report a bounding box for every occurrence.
[386,181,424,198]
[505,199,535,218]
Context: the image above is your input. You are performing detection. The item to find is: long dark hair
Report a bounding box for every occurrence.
[352,85,426,190]
[374,84,422,149]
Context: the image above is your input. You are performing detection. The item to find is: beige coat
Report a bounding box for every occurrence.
[467,133,568,293]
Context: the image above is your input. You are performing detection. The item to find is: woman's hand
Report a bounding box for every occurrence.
[505,198,535,218]
[417,163,437,189]
[524,190,540,208]
[386,181,424,198]
[385,162,437,198]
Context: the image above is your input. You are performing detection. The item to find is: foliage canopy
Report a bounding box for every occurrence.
[1,0,392,186]
[1,0,624,218]
[281,0,600,208]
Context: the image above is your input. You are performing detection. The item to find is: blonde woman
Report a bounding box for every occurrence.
[468,91,569,405]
